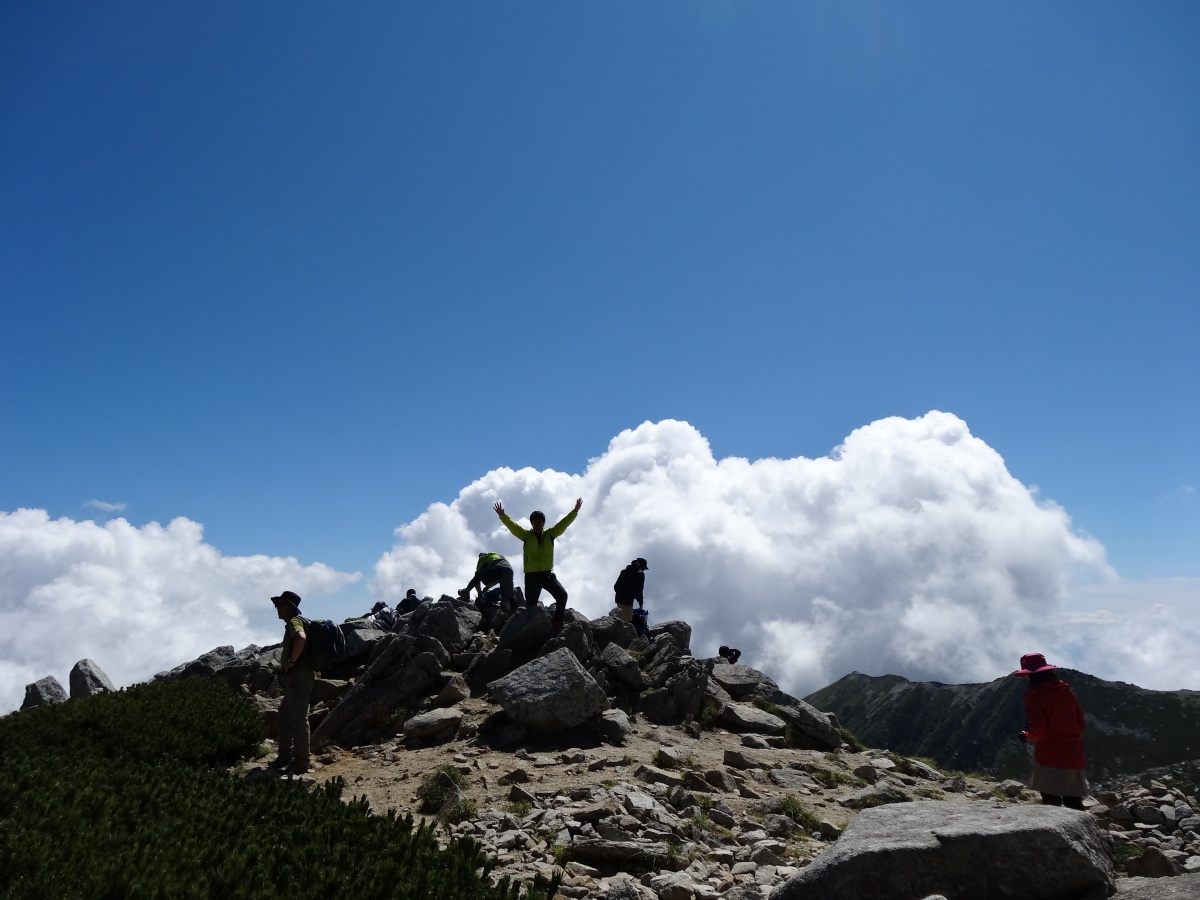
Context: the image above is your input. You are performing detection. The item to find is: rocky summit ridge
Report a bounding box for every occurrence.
[16,596,1200,899]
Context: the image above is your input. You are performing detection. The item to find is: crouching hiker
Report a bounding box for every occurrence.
[460,551,516,609]
[494,498,582,631]
[270,590,314,775]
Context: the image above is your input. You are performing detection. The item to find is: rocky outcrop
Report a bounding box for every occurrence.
[69,659,115,698]
[21,676,67,709]
[769,802,1114,900]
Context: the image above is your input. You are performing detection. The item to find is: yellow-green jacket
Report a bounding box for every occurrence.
[499,509,578,573]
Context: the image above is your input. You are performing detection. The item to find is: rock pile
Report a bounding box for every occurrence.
[1089,774,1200,877]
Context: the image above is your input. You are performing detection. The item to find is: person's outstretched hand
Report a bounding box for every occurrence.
[574,498,583,512]
[494,501,505,517]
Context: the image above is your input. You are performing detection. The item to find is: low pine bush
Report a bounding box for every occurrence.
[0,679,551,900]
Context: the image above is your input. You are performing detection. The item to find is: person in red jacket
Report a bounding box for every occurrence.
[1014,652,1088,809]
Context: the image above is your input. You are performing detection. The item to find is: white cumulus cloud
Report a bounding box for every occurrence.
[373,412,1129,695]
[0,509,360,713]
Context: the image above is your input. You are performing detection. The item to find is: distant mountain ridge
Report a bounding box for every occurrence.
[804,670,1200,782]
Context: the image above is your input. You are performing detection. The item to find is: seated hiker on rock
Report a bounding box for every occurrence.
[269,590,314,776]
[370,600,395,630]
[1013,652,1088,810]
[612,557,648,623]
[494,498,582,631]
[718,646,742,665]
[397,588,423,615]
[459,551,517,610]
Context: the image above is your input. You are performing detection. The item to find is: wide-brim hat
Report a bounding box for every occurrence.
[1013,652,1056,676]
[271,590,302,609]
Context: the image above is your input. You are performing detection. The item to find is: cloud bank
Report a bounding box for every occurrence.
[4,412,1193,715]
[0,510,359,713]
[373,412,1192,696]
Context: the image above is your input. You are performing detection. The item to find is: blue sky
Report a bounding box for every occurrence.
[1,3,1197,707]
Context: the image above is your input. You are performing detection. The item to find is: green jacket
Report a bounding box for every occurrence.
[500,508,578,573]
[475,552,510,572]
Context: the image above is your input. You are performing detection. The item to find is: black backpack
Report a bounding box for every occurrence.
[300,617,347,671]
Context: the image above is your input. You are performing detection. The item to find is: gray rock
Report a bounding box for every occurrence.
[742,734,781,750]
[602,643,645,690]
[402,707,463,742]
[640,657,708,724]
[341,619,390,661]
[999,779,1027,798]
[710,663,779,700]
[311,645,442,748]
[416,602,481,654]
[539,621,595,667]
[1115,873,1200,898]
[1125,846,1183,878]
[69,659,115,698]
[724,748,767,770]
[598,708,632,744]
[649,872,698,900]
[569,838,670,865]
[767,802,1114,900]
[487,648,609,730]
[22,676,68,709]
[721,702,786,734]
[434,673,470,706]
[591,615,637,650]
[606,883,641,900]
[748,685,841,750]
[497,606,554,654]
[647,620,692,653]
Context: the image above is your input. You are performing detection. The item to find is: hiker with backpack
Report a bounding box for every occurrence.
[269,590,315,776]
[613,557,648,623]
[459,551,517,610]
[494,498,582,631]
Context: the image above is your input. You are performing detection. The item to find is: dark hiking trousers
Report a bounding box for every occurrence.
[470,564,515,607]
[525,571,568,621]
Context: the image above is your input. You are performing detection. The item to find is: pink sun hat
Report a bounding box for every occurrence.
[1013,652,1057,676]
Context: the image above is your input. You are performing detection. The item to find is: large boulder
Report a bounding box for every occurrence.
[311,644,443,748]
[601,642,645,690]
[21,676,68,709]
[750,684,842,749]
[341,619,390,661]
[721,702,786,734]
[402,707,463,744]
[539,620,595,667]
[647,620,691,653]
[710,663,778,700]
[497,606,554,654]
[590,615,637,649]
[768,802,1114,900]
[69,659,116,698]
[640,657,709,725]
[487,647,609,731]
[415,602,482,655]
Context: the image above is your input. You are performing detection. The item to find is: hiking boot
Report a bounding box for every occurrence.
[267,756,293,771]
[551,618,564,633]
[287,762,311,776]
